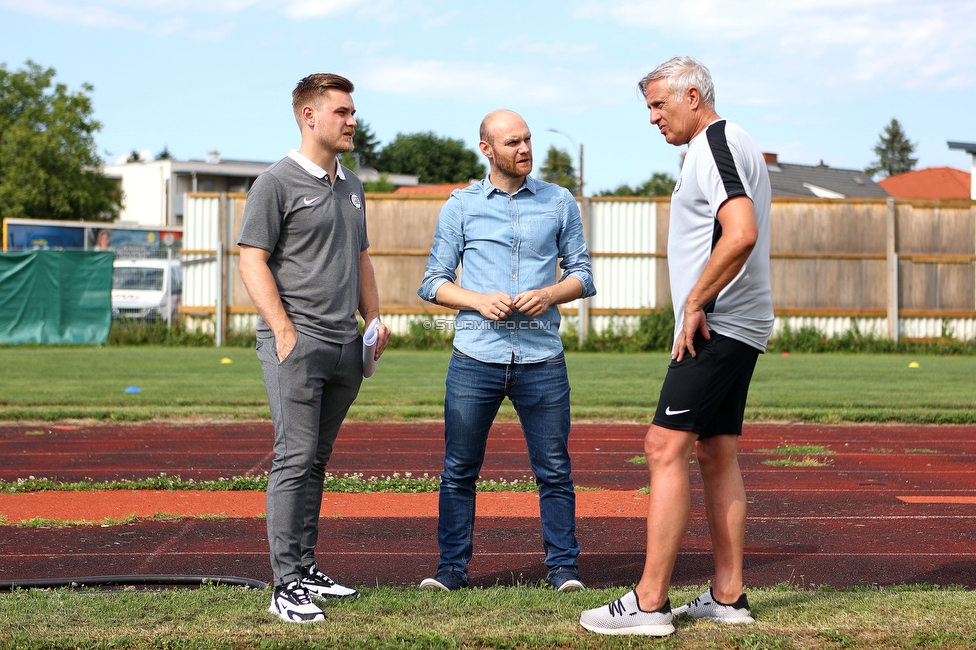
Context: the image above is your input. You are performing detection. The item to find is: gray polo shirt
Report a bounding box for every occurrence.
[238,151,369,344]
[669,119,773,352]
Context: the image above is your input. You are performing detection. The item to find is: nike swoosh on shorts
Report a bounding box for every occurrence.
[665,407,691,416]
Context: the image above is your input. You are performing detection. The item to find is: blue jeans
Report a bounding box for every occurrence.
[436,349,579,579]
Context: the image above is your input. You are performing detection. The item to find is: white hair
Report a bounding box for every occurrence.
[638,56,715,107]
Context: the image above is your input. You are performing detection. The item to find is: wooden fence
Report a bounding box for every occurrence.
[179,193,976,343]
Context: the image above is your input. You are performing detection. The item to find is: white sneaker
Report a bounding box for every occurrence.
[268,580,325,623]
[672,589,755,624]
[579,590,675,636]
[301,561,360,600]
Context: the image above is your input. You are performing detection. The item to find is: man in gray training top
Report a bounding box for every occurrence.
[238,73,390,624]
[580,56,773,637]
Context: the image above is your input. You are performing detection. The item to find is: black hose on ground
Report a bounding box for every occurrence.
[0,574,268,591]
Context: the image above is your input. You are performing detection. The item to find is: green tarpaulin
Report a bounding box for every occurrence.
[0,251,113,345]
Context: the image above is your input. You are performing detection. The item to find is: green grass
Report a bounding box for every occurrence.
[15,513,229,527]
[3,347,974,646]
[0,473,539,495]
[756,444,835,468]
[756,445,835,456]
[1,584,974,649]
[761,457,833,467]
[2,348,976,423]
[0,346,270,421]
[745,352,976,424]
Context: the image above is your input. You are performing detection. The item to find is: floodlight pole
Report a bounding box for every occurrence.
[547,128,588,347]
[547,129,583,198]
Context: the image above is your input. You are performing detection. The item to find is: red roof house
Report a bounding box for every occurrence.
[392,182,473,196]
[878,167,972,199]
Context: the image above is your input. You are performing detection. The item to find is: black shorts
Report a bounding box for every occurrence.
[652,331,760,439]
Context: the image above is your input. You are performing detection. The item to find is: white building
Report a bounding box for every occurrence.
[102,151,272,228]
[948,141,976,199]
[102,152,421,228]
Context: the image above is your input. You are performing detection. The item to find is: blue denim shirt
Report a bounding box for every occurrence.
[418,175,596,364]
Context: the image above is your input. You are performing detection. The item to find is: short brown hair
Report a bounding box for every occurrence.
[292,73,354,124]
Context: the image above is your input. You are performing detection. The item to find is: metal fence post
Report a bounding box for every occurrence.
[215,193,226,347]
[579,196,591,347]
[886,197,898,342]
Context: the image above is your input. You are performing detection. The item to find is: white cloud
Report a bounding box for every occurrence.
[283,0,361,19]
[361,59,543,101]
[574,0,976,92]
[0,0,356,30]
[358,57,640,112]
[0,0,146,29]
[496,35,599,62]
[422,8,461,29]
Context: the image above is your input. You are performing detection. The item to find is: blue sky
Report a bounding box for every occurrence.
[2,0,974,193]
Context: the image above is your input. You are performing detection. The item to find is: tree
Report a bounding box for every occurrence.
[540,145,578,194]
[599,172,676,197]
[155,145,172,161]
[363,174,396,193]
[375,132,485,184]
[0,60,121,222]
[865,118,917,178]
[354,120,380,169]
[340,119,380,171]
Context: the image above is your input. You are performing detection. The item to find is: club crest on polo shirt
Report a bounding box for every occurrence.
[673,174,682,194]
[349,193,362,210]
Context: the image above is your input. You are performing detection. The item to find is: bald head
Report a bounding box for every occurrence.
[480,109,525,145]
[478,109,533,192]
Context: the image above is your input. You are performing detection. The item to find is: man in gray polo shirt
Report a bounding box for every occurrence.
[238,73,390,624]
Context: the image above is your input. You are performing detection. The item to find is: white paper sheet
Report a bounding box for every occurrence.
[362,319,380,378]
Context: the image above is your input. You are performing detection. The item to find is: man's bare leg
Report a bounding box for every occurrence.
[695,434,746,603]
[634,424,698,610]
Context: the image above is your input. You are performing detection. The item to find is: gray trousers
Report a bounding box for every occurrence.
[256,329,363,586]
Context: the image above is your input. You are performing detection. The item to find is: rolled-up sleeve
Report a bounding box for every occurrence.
[557,198,596,299]
[418,195,463,304]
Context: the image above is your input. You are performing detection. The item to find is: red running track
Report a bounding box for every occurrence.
[1,422,975,589]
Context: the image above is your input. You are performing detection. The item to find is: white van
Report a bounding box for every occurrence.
[112,258,182,324]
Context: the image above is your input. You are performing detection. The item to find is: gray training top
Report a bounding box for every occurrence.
[237,150,369,344]
[668,119,774,352]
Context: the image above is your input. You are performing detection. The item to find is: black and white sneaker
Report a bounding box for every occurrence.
[672,588,755,624]
[579,590,674,636]
[301,561,360,600]
[268,580,325,623]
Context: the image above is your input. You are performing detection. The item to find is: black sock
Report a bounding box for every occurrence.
[711,588,749,608]
[634,591,671,613]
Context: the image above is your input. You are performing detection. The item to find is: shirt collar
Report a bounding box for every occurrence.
[287,149,346,181]
[481,173,537,197]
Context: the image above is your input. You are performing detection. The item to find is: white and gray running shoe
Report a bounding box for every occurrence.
[301,562,360,600]
[672,588,755,624]
[579,590,675,636]
[268,580,326,623]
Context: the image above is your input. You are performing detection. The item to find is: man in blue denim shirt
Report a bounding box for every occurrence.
[417,109,596,593]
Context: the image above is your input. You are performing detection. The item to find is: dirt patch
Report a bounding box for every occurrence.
[0,490,649,525]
